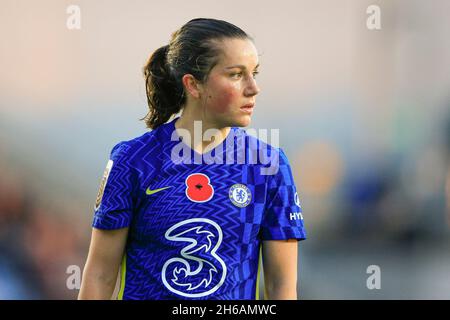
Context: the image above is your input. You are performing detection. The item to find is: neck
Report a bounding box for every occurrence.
[174,107,231,155]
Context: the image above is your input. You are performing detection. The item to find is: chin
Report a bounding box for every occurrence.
[231,115,252,128]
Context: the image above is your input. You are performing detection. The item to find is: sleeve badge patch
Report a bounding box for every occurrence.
[94,159,114,211]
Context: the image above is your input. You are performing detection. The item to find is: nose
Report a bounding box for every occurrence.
[244,76,260,97]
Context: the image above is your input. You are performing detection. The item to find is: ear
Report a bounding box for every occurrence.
[181,74,203,99]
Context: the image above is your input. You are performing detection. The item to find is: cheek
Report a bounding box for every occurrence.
[208,83,241,113]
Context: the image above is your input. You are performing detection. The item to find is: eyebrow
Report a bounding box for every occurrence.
[225,63,260,70]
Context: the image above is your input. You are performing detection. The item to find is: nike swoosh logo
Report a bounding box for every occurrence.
[146,186,171,195]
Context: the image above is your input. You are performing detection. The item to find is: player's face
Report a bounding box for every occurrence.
[200,38,260,128]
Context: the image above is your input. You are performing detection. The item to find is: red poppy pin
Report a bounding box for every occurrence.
[185,173,214,203]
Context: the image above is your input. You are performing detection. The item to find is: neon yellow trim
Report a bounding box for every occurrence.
[117,254,127,300]
[255,244,262,300]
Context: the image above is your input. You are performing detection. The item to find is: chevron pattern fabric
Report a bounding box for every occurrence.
[92,116,306,300]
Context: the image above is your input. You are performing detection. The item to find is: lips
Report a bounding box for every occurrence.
[241,103,255,109]
[240,103,255,114]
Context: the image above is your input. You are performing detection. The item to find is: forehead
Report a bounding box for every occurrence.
[215,38,259,67]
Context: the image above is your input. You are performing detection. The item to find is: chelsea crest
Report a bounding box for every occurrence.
[229,184,252,208]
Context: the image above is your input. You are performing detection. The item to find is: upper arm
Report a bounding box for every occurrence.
[259,149,306,299]
[78,227,129,299]
[261,239,298,298]
[83,227,129,282]
[86,142,133,275]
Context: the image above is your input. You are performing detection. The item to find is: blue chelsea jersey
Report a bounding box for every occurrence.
[92,116,307,300]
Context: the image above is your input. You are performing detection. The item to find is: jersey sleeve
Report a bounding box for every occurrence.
[92,141,137,230]
[259,148,307,241]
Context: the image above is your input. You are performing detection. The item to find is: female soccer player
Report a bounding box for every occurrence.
[78,18,307,300]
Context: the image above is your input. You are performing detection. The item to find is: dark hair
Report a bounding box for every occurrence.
[141,18,252,129]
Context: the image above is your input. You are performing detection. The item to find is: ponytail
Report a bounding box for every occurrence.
[142,45,185,129]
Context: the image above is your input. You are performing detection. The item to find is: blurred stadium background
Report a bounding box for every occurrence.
[1,0,450,299]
